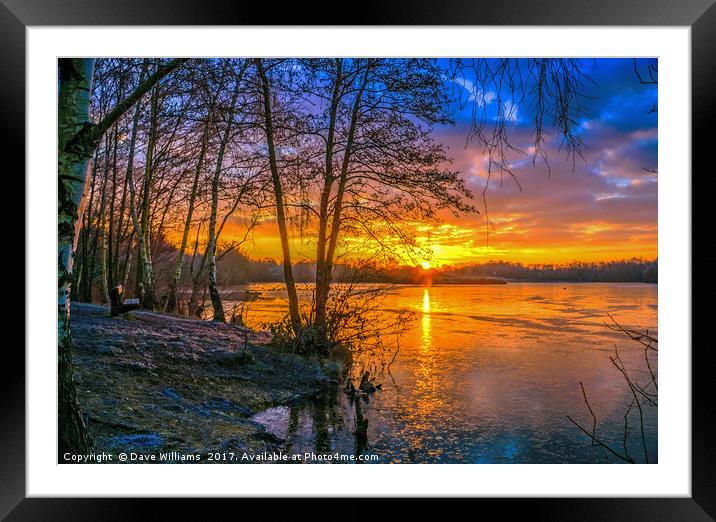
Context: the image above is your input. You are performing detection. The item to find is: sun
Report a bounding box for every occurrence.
[420,260,432,270]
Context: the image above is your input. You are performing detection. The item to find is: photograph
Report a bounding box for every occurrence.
[58,56,658,465]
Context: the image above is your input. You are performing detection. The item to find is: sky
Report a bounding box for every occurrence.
[240,58,658,267]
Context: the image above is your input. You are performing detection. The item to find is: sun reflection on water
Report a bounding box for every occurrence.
[409,285,449,458]
[421,288,431,351]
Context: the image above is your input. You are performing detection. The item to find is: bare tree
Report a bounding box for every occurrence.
[296,59,475,349]
[254,58,302,334]
[205,60,250,322]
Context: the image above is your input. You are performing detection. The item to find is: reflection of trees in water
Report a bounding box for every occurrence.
[285,405,300,455]
[310,394,332,454]
[287,390,353,457]
[283,387,376,461]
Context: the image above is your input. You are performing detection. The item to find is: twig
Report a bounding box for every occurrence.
[566,415,634,463]
[569,314,657,463]
[611,347,649,463]
[579,381,597,445]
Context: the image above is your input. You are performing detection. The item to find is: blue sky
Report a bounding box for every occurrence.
[417,58,658,264]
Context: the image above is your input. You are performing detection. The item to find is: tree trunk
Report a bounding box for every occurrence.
[106,121,120,292]
[98,130,114,304]
[125,62,158,310]
[58,58,96,457]
[78,150,99,302]
[314,63,370,342]
[139,83,159,309]
[314,59,343,338]
[255,59,301,334]
[188,267,207,317]
[113,156,130,279]
[168,105,212,312]
[206,71,243,323]
[122,230,135,290]
[187,222,207,317]
[92,133,111,303]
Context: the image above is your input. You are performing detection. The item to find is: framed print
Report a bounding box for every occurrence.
[4,0,714,518]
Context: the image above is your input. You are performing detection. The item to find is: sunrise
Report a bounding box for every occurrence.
[58,57,658,465]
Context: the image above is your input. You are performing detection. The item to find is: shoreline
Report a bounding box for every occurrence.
[70,303,338,462]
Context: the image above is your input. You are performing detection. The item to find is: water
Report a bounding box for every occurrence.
[230,282,658,463]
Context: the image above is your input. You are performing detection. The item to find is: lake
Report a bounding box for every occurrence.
[227,282,657,463]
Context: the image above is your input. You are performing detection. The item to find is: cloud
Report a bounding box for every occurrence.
[429,59,657,263]
[451,76,497,107]
[501,100,519,123]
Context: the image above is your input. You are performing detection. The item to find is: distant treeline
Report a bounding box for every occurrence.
[435,259,658,283]
[211,253,658,285]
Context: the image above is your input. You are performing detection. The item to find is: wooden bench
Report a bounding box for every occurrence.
[109,285,141,317]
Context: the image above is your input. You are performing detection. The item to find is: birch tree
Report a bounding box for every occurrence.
[206,61,249,322]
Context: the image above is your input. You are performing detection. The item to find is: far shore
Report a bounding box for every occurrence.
[206,278,657,294]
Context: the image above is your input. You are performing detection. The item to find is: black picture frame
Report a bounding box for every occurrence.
[4,0,713,519]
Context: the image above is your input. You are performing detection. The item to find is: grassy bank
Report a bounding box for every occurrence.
[70,303,338,461]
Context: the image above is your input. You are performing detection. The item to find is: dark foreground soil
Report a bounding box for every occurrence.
[71,303,336,461]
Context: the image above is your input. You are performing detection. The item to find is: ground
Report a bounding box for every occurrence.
[70,303,336,461]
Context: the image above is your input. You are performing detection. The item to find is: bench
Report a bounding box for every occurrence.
[109,285,141,317]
